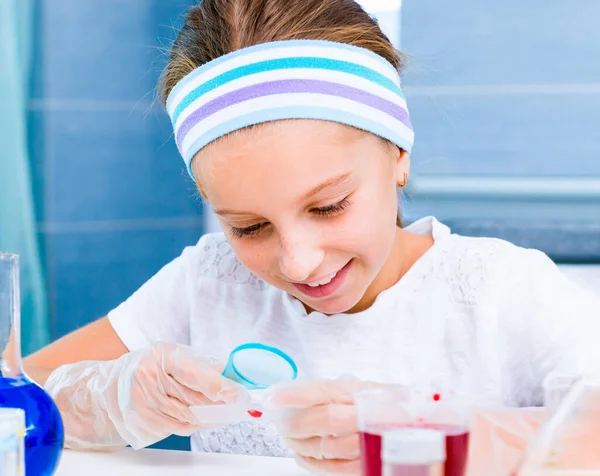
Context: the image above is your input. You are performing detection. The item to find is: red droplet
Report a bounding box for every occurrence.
[247,409,263,418]
[433,393,441,402]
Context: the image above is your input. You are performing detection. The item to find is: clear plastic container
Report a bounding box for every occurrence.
[543,373,581,417]
[0,408,25,476]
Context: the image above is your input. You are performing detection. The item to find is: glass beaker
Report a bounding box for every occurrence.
[543,373,581,417]
[354,387,472,476]
[0,253,64,475]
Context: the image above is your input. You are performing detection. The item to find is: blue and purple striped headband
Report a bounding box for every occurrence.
[166,40,414,178]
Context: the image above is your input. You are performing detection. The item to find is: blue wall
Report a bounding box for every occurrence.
[402,0,600,178]
[29,0,201,450]
[30,0,202,340]
[400,0,600,258]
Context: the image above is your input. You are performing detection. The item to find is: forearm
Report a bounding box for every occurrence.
[23,362,57,387]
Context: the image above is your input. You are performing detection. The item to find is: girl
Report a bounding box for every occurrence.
[23,0,600,474]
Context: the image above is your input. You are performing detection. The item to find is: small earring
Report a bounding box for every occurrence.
[398,173,408,188]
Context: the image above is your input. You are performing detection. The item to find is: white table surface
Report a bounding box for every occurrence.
[55,448,309,476]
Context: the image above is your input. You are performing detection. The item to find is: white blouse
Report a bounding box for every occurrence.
[108,216,600,456]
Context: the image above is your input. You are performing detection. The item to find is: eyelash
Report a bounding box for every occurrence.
[311,197,351,217]
[229,197,351,239]
[230,222,265,239]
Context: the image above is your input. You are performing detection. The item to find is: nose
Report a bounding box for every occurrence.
[278,232,325,283]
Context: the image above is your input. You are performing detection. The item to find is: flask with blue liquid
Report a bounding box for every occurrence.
[0,253,64,475]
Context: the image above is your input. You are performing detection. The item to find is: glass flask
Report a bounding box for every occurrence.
[0,253,64,475]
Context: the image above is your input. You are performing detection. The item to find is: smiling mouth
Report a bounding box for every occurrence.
[304,271,338,287]
[292,260,353,299]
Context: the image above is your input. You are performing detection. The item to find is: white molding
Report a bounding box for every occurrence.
[411,176,600,200]
[405,83,600,97]
[406,176,600,223]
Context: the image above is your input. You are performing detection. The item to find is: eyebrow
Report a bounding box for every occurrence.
[301,172,352,201]
[214,172,352,217]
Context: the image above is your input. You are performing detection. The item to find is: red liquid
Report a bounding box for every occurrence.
[359,425,469,476]
[384,464,432,476]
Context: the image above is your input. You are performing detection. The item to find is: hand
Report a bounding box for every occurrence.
[513,400,600,473]
[45,342,249,450]
[266,377,381,475]
[466,407,545,476]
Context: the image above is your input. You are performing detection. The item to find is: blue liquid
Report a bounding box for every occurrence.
[0,376,64,475]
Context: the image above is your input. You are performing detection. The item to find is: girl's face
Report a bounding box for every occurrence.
[195,120,410,315]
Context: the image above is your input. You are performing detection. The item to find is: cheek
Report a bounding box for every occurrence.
[328,197,396,255]
[227,240,274,278]
[350,181,397,230]
[333,185,397,256]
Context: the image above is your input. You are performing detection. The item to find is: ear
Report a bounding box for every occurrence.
[394,148,411,187]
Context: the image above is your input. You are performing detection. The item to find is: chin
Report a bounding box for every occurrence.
[305,294,362,316]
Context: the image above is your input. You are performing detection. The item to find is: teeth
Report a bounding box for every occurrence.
[306,272,337,287]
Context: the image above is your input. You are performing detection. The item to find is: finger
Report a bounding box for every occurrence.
[135,374,208,426]
[267,378,382,408]
[276,404,358,438]
[156,397,234,431]
[189,371,249,404]
[295,454,361,475]
[162,374,215,406]
[123,396,200,435]
[130,371,197,424]
[284,434,360,460]
[162,346,249,404]
[156,393,202,426]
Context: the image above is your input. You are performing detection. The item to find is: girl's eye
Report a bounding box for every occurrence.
[229,197,351,239]
[230,222,267,239]
[311,197,351,217]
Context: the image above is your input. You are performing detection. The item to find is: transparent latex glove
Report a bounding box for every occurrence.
[517,384,600,474]
[466,407,546,476]
[44,342,249,451]
[265,377,382,475]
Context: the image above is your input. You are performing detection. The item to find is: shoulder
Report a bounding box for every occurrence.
[185,232,268,291]
[427,232,552,305]
[439,232,550,273]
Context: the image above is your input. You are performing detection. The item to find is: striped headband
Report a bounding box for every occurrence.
[166,40,414,178]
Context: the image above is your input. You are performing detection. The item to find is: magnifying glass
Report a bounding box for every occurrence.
[221,343,298,390]
[191,343,298,424]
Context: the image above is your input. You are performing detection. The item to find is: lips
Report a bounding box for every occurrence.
[305,271,338,287]
[292,260,353,299]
